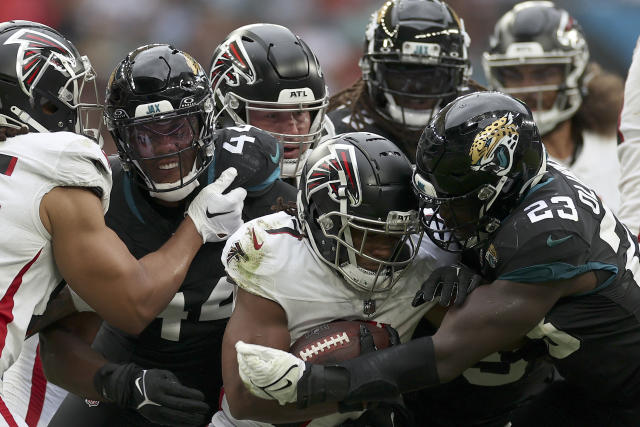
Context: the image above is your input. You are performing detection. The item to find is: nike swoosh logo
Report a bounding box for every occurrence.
[207,209,233,218]
[269,143,280,164]
[252,228,263,250]
[269,379,292,392]
[547,235,573,247]
[135,377,144,396]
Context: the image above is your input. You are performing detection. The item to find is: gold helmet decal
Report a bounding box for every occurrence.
[182,52,202,75]
[469,113,519,176]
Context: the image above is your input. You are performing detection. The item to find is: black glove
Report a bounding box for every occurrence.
[412,263,482,307]
[359,323,401,354]
[93,363,210,426]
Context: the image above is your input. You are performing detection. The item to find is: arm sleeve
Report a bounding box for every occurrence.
[617,35,640,237]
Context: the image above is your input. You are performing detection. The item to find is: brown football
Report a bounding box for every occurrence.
[290,320,393,364]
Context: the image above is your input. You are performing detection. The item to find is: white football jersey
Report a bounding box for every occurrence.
[618,35,640,236]
[570,131,620,213]
[549,131,620,215]
[213,211,454,427]
[0,131,111,378]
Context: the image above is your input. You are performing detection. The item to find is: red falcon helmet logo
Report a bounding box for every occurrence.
[4,29,77,97]
[210,36,256,91]
[305,144,362,206]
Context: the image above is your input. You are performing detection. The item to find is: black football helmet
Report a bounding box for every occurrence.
[0,20,102,139]
[105,44,214,201]
[413,92,546,252]
[361,0,471,130]
[209,23,328,178]
[212,124,282,196]
[482,1,589,135]
[298,132,422,294]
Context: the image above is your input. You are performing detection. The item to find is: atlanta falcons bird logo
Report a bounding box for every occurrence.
[4,29,77,97]
[305,144,362,206]
[210,36,256,91]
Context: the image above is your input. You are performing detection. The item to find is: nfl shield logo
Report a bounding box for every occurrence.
[84,399,100,407]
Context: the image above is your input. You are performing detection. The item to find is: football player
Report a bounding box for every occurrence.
[212,131,456,426]
[0,22,245,427]
[41,45,298,427]
[325,0,479,161]
[617,36,640,237]
[483,1,622,212]
[237,92,640,426]
[327,2,556,424]
[209,23,330,184]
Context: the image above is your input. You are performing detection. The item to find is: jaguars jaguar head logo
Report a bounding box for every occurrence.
[469,113,519,176]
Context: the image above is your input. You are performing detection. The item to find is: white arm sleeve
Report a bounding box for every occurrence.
[618,36,640,236]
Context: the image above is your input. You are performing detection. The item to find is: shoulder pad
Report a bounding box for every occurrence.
[222,212,303,298]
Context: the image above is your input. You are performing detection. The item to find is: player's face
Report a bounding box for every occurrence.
[437,197,480,243]
[383,64,453,110]
[247,105,311,160]
[349,228,403,272]
[495,64,565,111]
[130,116,198,184]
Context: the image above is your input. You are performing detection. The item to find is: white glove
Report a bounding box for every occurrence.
[187,167,247,243]
[235,341,306,406]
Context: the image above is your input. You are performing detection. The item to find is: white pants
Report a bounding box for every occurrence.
[2,336,68,427]
[209,393,361,427]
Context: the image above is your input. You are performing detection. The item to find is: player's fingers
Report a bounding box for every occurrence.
[226,187,248,204]
[439,282,456,306]
[208,167,238,194]
[159,395,210,413]
[164,383,207,402]
[468,274,482,294]
[454,275,470,306]
[412,273,442,307]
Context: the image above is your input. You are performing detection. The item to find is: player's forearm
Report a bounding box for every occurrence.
[129,217,202,327]
[39,321,106,400]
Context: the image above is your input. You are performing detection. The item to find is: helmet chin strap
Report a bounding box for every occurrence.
[10,106,49,133]
[149,163,200,203]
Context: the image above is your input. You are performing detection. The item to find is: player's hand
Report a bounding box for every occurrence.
[187,167,247,243]
[235,340,306,406]
[94,363,210,426]
[359,323,400,354]
[0,125,28,141]
[412,263,482,307]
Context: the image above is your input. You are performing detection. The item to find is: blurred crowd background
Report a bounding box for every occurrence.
[3,0,640,154]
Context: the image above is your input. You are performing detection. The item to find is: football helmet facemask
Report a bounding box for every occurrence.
[413,92,546,252]
[209,23,328,179]
[0,20,102,141]
[482,1,589,136]
[298,132,423,294]
[361,0,471,130]
[105,44,215,202]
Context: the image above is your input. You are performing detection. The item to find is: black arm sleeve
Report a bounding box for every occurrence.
[297,336,440,410]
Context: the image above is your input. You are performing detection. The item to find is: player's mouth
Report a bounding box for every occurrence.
[158,161,179,170]
[284,145,300,159]
[150,160,183,182]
